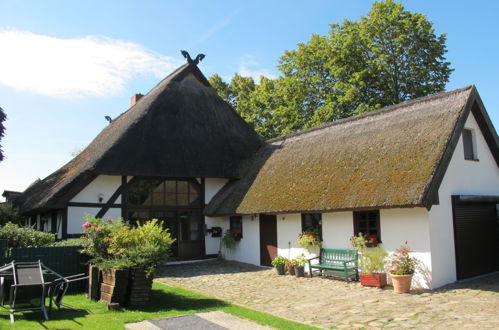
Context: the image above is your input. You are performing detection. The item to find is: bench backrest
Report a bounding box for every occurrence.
[320,249,358,266]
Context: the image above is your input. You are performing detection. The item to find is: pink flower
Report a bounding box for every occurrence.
[92,223,98,226]
[82,222,91,229]
[96,227,103,232]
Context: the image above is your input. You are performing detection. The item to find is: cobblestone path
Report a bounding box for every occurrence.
[156,260,499,329]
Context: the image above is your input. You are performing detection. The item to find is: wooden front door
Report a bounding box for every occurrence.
[259,214,277,266]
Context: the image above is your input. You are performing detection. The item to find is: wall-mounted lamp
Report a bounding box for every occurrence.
[98,193,104,203]
[282,216,285,221]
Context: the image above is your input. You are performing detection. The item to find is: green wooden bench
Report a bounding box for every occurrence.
[307,248,358,281]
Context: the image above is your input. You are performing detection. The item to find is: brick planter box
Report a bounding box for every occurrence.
[100,268,129,307]
[126,269,153,307]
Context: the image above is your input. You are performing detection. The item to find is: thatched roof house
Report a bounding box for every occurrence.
[20,62,262,214]
[205,86,498,216]
[7,56,498,289]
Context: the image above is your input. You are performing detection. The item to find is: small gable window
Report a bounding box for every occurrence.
[230,216,243,240]
[301,213,322,240]
[354,210,381,244]
[463,129,478,161]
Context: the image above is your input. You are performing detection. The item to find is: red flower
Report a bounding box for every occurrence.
[312,235,316,239]
[369,237,376,242]
[390,270,395,273]
[306,234,310,237]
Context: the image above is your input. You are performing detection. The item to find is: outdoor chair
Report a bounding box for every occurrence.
[0,260,88,323]
[0,261,50,323]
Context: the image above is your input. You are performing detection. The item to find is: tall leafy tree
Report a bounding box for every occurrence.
[0,107,5,161]
[211,0,453,138]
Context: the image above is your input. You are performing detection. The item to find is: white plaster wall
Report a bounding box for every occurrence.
[428,112,499,288]
[276,214,303,260]
[225,215,261,265]
[205,178,229,203]
[67,207,121,234]
[322,212,354,249]
[204,216,228,255]
[380,208,432,289]
[70,175,122,203]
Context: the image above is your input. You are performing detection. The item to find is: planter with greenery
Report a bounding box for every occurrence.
[359,247,388,287]
[292,255,307,277]
[80,217,175,307]
[271,256,288,275]
[387,245,419,293]
[297,231,321,252]
[285,260,295,275]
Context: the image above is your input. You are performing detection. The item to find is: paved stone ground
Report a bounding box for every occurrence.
[156,260,499,329]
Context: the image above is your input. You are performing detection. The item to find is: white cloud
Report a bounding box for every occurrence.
[0,29,182,97]
[238,54,277,81]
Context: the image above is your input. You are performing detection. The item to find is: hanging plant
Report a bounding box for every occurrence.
[297,231,321,252]
[221,230,237,251]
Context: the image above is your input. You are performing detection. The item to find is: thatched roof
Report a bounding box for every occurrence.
[205,86,499,216]
[20,63,263,214]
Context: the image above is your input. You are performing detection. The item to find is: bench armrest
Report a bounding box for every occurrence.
[307,256,320,262]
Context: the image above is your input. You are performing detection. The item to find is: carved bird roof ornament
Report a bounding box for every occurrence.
[181,50,205,66]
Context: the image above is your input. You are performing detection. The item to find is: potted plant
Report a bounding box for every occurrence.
[351,232,379,249]
[271,256,288,275]
[387,245,419,293]
[359,247,388,287]
[292,254,307,277]
[285,260,295,275]
[297,231,322,252]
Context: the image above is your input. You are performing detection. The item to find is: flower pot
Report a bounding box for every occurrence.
[294,266,305,277]
[360,273,387,287]
[286,263,295,275]
[275,265,286,275]
[391,274,413,293]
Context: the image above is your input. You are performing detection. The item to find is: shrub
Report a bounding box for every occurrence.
[53,238,83,247]
[106,219,175,276]
[291,254,307,267]
[80,217,126,262]
[0,204,23,226]
[0,222,55,248]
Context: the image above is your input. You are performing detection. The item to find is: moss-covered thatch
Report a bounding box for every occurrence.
[205,86,498,216]
[20,63,263,214]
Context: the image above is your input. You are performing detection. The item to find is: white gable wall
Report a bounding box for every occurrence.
[428,112,499,288]
[67,175,125,234]
[70,175,122,203]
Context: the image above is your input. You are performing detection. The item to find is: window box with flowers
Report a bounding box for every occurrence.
[297,231,322,252]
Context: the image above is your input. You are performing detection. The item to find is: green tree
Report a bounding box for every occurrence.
[0,107,5,161]
[211,0,452,138]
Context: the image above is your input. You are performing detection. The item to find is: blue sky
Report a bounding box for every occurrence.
[1,0,498,198]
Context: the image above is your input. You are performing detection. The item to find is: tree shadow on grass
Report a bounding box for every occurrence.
[125,287,229,313]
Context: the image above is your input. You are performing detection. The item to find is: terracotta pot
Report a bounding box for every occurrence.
[391,274,413,293]
[360,273,387,287]
[275,265,285,275]
[286,263,295,275]
[295,266,305,277]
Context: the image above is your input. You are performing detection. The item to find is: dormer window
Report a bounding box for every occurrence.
[463,129,478,161]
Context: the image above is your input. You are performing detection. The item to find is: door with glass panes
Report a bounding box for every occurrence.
[127,178,205,260]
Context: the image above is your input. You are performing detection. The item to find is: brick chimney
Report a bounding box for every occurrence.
[131,93,144,107]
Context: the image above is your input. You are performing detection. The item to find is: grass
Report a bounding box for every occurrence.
[0,282,317,329]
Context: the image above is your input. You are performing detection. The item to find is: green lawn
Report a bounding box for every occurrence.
[0,282,317,329]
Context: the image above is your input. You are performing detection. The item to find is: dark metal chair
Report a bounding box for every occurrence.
[0,261,50,323]
[0,261,88,323]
